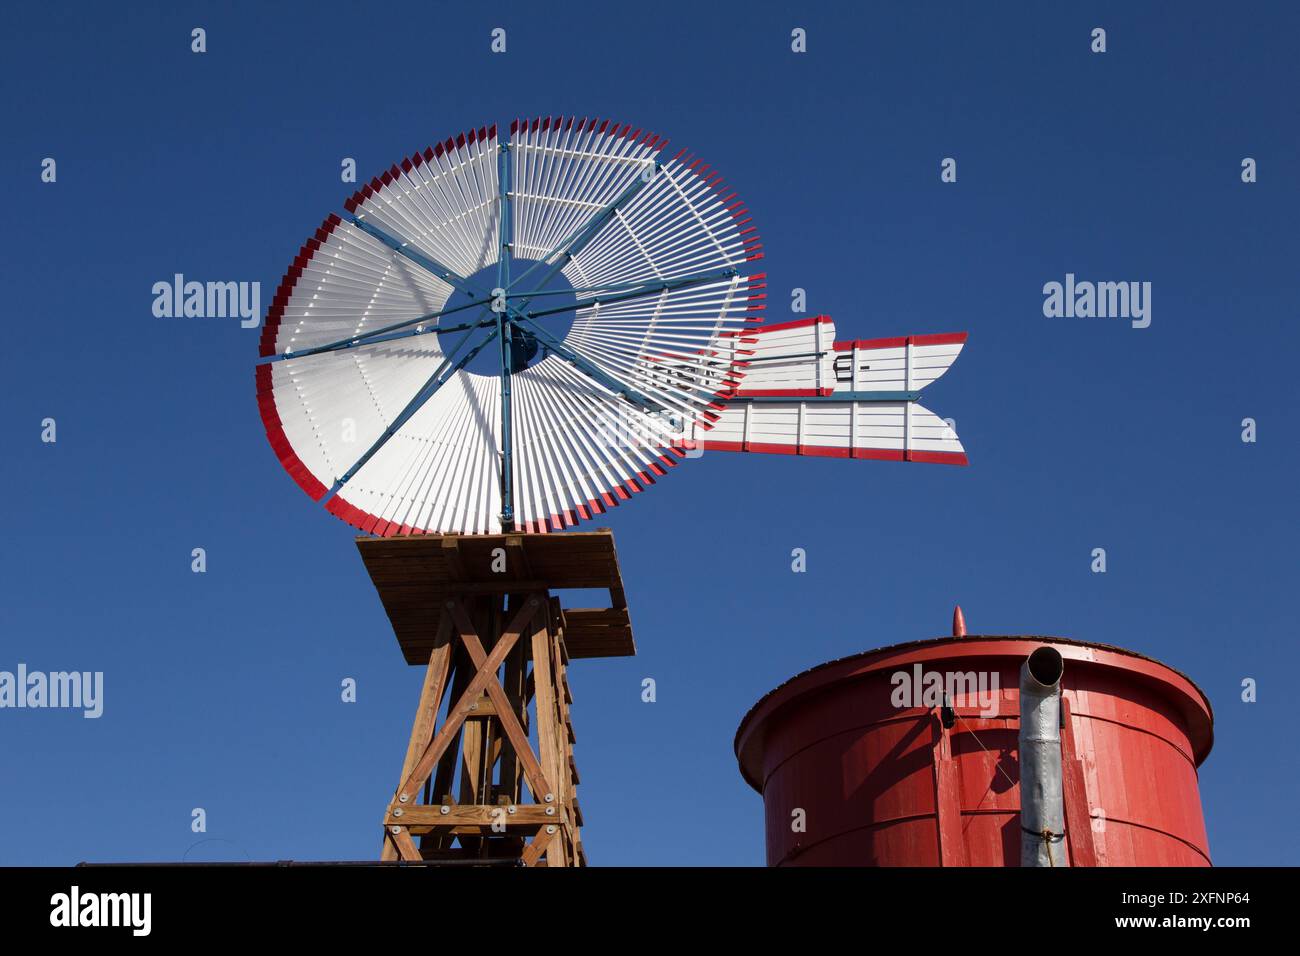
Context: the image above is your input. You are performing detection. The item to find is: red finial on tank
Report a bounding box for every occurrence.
[952,605,966,638]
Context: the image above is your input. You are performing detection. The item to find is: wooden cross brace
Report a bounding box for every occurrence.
[381,592,576,865]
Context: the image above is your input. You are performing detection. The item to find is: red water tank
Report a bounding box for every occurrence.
[734,635,1213,866]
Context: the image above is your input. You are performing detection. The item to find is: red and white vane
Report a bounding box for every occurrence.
[690,317,967,463]
[255,117,966,537]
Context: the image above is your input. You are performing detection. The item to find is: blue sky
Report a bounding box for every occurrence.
[2,1,1296,866]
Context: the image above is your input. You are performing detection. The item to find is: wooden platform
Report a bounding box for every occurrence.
[356,530,635,662]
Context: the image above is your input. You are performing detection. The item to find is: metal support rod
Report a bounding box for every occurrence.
[740,350,828,365]
[496,143,515,530]
[731,391,921,404]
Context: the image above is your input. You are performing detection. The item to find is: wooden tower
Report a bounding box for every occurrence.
[356,529,635,866]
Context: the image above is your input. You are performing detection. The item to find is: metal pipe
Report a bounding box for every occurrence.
[1019,646,1067,867]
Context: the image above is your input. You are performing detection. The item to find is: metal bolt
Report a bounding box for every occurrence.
[546,825,556,834]
[392,808,404,818]
[440,805,450,815]
[546,807,556,816]
[507,805,517,815]
[544,793,554,803]
[469,702,478,711]
[398,793,410,804]
[389,825,401,835]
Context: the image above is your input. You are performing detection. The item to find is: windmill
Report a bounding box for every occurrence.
[255,118,968,865]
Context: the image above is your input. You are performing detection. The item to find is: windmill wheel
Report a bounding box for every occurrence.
[257,118,764,535]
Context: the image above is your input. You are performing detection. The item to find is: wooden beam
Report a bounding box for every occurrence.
[387,805,559,827]
[530,607,568,866]
[931,711,969,866]
[1060,695,1099,867]
[439,536,467,581]
[504,534,533,579]
[564,608,629,626]
[386,826,421,861]
[399,613,454,786]
[519,825,555,868]
[384,611,454,859]
[458,704,488,806]
[422,645,472,850]
[499,601,528,805]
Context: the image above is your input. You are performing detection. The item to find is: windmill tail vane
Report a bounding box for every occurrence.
[687,316,967,464]
[254,117,969,537]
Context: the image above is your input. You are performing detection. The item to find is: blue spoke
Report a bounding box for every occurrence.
[505,162,659,296]
[519,267,739,322]
[507,267,737,301]
[326,326,500,499]
[266,302,497,363]
[346,214,488,299]
[493,268,739,415]
[509,314,662,413]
